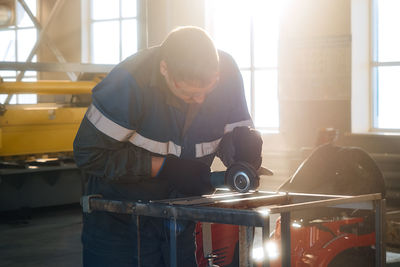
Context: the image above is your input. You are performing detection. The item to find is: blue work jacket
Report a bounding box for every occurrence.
[73,46,252,187]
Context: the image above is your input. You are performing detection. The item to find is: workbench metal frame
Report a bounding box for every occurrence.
[82,191,385,267]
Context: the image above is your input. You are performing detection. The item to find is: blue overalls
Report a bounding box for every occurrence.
[73,46,253,266]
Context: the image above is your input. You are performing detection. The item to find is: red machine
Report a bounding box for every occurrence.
[196,212,376,267]
[267,213,376,267]
[196,144,384,267]
[196,223,239,267]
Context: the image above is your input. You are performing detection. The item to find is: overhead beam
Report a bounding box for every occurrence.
[0,62,114,73]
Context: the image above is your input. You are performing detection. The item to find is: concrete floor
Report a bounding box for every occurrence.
[0,204,82,267]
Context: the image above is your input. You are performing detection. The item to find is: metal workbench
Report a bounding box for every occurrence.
[82,191,385,267]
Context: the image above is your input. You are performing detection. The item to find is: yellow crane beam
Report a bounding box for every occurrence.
[0,81,96,95]
[0,80,97,158]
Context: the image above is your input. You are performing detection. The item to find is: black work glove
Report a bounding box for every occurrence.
[217,126,263,170]
[156,156,215,196]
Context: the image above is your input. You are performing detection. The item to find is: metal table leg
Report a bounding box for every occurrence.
[239,225,254,266]
[375,199,386,267]
[262,217,270,267]
[281,212,291,267]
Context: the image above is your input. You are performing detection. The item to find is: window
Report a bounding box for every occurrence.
[206,0,286,131]
[84,0,139,64]
[372,0,400,130]
[0,0,37,104]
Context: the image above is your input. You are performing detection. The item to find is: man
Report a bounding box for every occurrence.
[74,26,263,266]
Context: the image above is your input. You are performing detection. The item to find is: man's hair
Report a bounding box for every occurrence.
[160,26,219,86]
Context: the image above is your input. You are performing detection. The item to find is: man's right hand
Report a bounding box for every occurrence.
[217,126,263,170]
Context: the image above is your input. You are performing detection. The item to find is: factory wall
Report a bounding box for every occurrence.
[35,0,400,171]
[147,0,205,47]
[278,0,351,149]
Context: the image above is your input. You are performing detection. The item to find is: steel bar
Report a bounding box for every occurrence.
[281,212,291,267]
[0,62,114,73]
[239,225,254,266]
[0,81,96,95]
[133,202,267,227]
[84,193,382,221]
[262,218,270,267]
[375,199,386,267]
[270,193,382,213]
[153,191,259,205]
[156,192,289,208]
[206,194,289,209]
[84,197,267,226]
[84,197,135,214]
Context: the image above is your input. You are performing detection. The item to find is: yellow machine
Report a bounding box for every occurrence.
[0,81,95,159]
[0,80,97,211]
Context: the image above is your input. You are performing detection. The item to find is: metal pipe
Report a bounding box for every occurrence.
[270,193,382,213]
[239,225,253,266]
[262,218,270,267]
[0,62,114,73]
[207,194,289,209]
[0,81,96,95]
[375,199,386,267]
[133,202,267,227]
[281,212,291,267]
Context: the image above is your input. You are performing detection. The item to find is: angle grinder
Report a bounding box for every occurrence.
[225,162,273,193]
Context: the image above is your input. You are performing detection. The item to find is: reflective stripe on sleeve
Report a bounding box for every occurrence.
[224,119,254,133]
[86,104,251,158]
[129,133,181,157]
[195,138,222,158]
[86,104,135,141]
[195,119,253,158]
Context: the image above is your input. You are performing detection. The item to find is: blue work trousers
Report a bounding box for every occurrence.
[81,177,197,267]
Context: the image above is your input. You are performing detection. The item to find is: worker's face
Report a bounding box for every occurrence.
[160,60,219,104]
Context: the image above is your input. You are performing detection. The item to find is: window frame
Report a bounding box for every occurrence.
[205,0,281,132]
[243,18,280,131]
[81,0,147,64]
[0,0,37,81]
[370,0,400,132]
[0,0,38,104]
